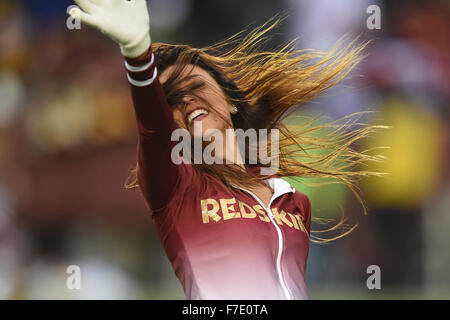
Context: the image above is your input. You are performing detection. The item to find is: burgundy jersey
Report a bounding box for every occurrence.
[125,47,311,300]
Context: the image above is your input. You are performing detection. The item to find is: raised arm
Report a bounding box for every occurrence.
[125,48,183,212]
[70,0,184,212]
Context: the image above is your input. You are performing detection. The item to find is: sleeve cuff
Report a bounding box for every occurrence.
[125,46,153,67]
[124,46,158,87]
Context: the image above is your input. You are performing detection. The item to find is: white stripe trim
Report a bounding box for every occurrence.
[231,183,293,300]
[124,53,155,72]
[127,67,158,87]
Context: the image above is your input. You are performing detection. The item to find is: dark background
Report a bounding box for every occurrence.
[0,0,448,299]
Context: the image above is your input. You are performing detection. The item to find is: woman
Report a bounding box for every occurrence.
[70,0,382,299]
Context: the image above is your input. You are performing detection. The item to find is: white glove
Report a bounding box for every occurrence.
[69,0,151,58]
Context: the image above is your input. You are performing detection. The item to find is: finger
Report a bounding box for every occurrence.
[73,0,95,13]
[69,7,98,28]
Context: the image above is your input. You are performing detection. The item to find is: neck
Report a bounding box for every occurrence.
[217,134,246,169]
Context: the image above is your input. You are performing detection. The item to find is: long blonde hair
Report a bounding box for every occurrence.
[126,17,386,242]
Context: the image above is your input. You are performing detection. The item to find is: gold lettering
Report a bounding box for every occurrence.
[220,198,240,220]
[201,199,221,223]
[271,208,293,228]
[239,201,257,218]
[295,214,308,234]
[288,212,299,230]
[253,205,270,222]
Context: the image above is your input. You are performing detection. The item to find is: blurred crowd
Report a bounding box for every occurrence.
[0,0,448,299]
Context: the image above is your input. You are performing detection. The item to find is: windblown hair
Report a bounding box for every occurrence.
[125,17,386,243]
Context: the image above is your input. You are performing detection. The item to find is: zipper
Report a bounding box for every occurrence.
[233,186,293,300]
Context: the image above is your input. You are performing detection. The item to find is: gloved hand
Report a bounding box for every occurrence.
[69,0,151,58]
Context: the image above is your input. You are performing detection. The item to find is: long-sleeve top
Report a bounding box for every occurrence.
[124,46,311,300]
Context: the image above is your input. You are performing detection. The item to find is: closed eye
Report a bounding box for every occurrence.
[166,80,206,108]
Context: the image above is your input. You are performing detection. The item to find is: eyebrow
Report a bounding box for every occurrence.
[164,77,207,107]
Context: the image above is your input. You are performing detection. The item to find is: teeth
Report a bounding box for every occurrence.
[188,109,209,124]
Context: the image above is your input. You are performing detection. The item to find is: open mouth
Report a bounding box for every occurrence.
[187,108,209,126]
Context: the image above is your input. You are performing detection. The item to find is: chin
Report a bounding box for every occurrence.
[189,117,229,138]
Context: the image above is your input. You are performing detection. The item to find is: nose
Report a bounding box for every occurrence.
[181,95,195,105]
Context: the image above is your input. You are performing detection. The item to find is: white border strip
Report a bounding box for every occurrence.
[127,67,158,87]
[230,183,293,300]
[124,53,155,72]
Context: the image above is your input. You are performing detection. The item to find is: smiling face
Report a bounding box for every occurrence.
[159,64,234,137]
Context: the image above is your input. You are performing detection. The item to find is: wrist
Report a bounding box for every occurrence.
[135,49,150,61]
[125,45,153,66]
[120,33,152,59]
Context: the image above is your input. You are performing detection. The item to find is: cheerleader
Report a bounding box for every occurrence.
[69,0,381,299]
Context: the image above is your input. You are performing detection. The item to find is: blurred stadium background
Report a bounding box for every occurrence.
[0,0,448,299]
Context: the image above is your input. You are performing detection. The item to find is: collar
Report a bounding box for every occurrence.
[264,177,296,198]
[231,177,295,201]
[231,177,295,209]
